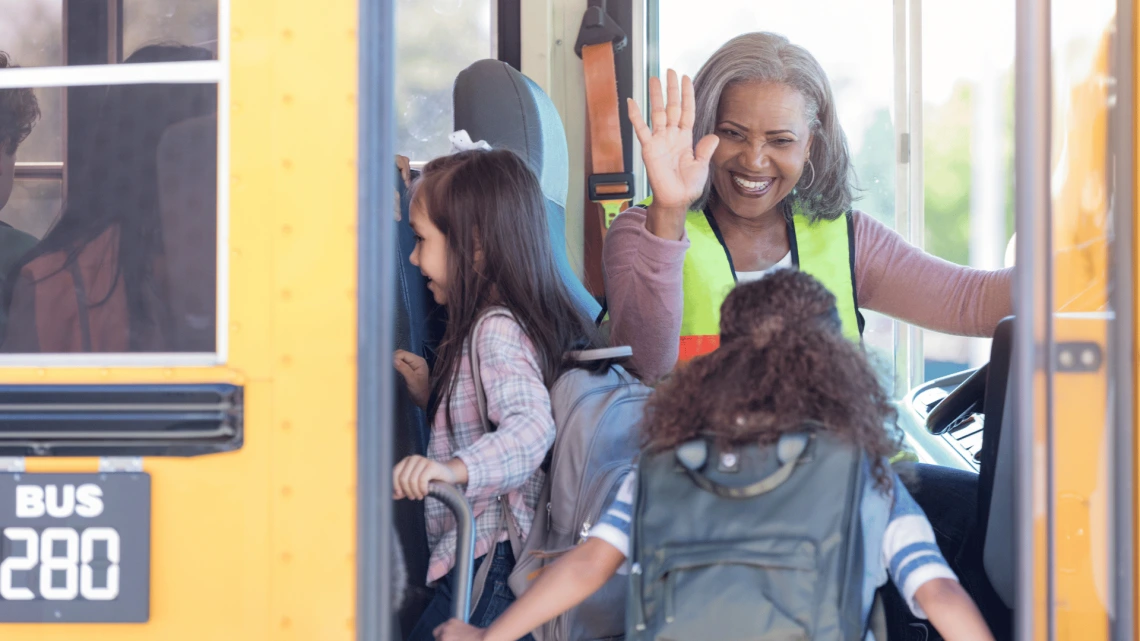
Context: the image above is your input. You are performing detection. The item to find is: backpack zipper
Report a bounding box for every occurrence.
[572,462,633,544]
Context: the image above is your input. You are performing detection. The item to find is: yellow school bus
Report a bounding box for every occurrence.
[0,0,1135,639]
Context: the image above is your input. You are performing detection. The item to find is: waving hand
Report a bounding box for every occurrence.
[627,69,719,236]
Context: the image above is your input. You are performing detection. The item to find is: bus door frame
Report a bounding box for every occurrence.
[357,0,397,638]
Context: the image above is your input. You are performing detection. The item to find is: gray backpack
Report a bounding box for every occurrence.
[629,429,868,641]
[468,309,648,641]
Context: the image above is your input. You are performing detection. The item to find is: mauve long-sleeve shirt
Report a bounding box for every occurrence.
[603,207,1014,382]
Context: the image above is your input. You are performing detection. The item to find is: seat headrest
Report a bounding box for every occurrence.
[157,114,218,352]
[452,59,569,209]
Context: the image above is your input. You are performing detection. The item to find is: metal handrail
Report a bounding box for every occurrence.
[428,482,476,623]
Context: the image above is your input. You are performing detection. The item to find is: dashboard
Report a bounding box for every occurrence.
[897,368,986,472]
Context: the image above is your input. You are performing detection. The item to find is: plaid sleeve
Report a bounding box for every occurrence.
[587,472,636,565]
[454,313,556,501]
[882,473,959,618]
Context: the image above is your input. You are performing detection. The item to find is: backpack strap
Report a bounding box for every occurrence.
[465,309,630,611]
[66,262,93,352]
[465,308,530,614]
[467,307,520,432]
[468,498,524,618]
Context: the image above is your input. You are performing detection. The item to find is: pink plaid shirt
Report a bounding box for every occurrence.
[424,308,555,583]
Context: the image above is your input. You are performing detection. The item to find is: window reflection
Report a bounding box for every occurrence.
[0,0,217,67]
[0,0,63,68]
[1,45,218,354]
[123,0,219,61]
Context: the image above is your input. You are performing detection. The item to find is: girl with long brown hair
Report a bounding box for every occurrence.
[391,147,602,641]
[434,270,992,641]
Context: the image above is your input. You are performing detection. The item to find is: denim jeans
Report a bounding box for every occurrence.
[883,463,1013,641]
[406,542,536,641]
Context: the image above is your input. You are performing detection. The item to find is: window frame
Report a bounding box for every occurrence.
[0,0,230,366]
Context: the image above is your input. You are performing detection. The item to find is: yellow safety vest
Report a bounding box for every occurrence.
[676,200,863,362]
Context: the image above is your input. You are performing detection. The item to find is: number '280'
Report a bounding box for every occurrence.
[0,527,121,601]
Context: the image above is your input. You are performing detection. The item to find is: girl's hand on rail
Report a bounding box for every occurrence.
[393,456,466,501]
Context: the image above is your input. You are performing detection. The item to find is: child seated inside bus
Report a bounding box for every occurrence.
[391,146,605,641]
[432,270,994,641]
[0,52,43,335]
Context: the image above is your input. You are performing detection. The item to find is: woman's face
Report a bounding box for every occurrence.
[708,81,813,221]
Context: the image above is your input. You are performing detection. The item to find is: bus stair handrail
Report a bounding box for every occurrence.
[427,481,476,623]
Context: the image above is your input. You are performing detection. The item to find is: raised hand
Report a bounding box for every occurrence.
[627,69,719,234]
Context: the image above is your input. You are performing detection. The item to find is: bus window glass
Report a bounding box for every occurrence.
[0,1,222,358]
[123,0,220,60]
[0,0,219,66]
[4,177,62,241]
[919,0,1015,381]
[396,0,494,161]
[0,79,219,355]
[0,0,63,67]
[656,0,897,384]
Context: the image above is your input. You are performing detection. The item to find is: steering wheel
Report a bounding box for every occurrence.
[925,363,989,435]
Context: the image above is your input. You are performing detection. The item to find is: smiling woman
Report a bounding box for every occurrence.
[605,32,1013,383]
[603,30,1015,638]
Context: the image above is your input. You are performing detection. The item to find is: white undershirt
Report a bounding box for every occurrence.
[735,251,794,283]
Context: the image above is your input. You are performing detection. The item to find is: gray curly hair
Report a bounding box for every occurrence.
[691,32,853,221]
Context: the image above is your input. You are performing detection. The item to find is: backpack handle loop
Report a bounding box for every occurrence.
[678,433,814,499]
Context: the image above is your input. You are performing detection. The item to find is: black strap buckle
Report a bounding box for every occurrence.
[574,3,628,59]
[588,172,635,203]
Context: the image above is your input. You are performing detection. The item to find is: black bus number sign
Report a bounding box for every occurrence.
[1,483,120,601]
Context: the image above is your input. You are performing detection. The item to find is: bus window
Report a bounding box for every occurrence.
[0,0,224,361]
[0,0,217,67]
[122,0,219,60]
[396,0,494,160]
[918,0,1015,383]
[1,77,218,356]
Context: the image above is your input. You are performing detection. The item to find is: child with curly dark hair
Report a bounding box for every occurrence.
[434,270,993,641]
[0,51,40,213]
[0,52,44,333]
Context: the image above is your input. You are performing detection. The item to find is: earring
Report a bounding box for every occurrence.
[802,159,816,191]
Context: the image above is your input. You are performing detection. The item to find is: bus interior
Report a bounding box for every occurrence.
[0,0,1133,639]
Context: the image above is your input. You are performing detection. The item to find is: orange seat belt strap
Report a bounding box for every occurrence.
[582,42,631,233]
[576,3,634,237]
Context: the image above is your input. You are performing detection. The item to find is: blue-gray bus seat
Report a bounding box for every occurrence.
[452,59,602,322]
[977,318,1013,549]
[156,114,217,352]
[983,318,1016,608]
[393,168,437,631]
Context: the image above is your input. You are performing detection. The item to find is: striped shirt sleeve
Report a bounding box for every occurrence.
[587,472,636,572]
[881,473,959,618]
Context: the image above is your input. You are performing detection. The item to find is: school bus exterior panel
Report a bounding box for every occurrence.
[0,0,361,637]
